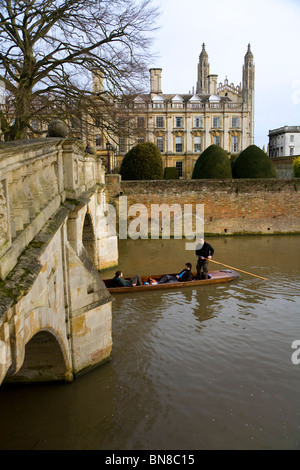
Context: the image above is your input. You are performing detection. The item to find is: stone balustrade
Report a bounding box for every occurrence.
[0,138,105,280]
[132,101,247,111]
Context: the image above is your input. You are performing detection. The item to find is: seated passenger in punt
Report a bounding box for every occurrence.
[111,271,142,287]
[158,263,193,284]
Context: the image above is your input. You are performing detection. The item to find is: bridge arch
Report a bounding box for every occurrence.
[82,210,96,264]
[5,306,73,384]
[6,329,71,383]
[67,197,99,265]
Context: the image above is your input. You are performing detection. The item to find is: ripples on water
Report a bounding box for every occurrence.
[0,236,299,450]
[106,237,300,450]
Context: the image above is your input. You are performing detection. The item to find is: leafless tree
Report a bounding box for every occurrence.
[0,0,159,141]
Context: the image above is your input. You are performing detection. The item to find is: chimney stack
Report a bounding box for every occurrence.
[92,69,104,94]
[208,74,218,95]
[150,68,162,96]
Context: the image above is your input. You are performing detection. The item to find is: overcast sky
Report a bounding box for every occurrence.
[150,0,300,148]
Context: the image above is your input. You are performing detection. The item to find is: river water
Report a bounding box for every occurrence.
[0,235,299,450]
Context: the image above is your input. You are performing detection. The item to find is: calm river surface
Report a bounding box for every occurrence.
[0,235,299,450]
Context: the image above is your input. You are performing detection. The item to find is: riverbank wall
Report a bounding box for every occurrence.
[105,176,300,236]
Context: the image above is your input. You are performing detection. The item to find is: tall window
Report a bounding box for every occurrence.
[119,137,126,153]
[175,136,183,152]
[137,116,145,128]
[176,161,183,177]
[156,136,164,152]
[232,117,239,128]
[290,135,294,142]
[156,116,164,128]
[194,116,202,128]
[231,136,239,153]
[175,117,183,128]
[95,135,102,147]
[213,117,221,128]
[194,136,201,153]
[213,135,221,146]
[290,147,294,156]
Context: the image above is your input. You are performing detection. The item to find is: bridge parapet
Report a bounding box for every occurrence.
[0,138,105,280]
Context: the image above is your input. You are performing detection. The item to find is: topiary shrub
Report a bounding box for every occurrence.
[164,167,179,179]
[233,145,277,178]
[120,142,163,180]
[192,145,232,179]
[293,156,300,177]
[230,153,239,172]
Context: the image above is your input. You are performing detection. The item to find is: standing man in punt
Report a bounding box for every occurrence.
[195,238,214,279]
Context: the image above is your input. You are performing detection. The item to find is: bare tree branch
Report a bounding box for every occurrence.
[0,0,160,140]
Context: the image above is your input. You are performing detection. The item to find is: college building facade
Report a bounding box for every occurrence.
[268,126,300,157]
[93,44,255,179]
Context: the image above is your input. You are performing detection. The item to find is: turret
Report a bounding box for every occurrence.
[196,44,210,94]
[242,44,255,103]
[242,44,255,144]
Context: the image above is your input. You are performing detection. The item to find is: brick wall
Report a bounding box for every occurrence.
[105,176,300,235]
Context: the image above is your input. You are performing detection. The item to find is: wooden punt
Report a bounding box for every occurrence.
[103,270,240,293]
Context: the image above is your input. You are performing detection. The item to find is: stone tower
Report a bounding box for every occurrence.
[196,44,210,94]
[242,44,255,144]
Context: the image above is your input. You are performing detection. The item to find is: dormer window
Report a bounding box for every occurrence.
[189,95,202,109]
[152,95,165,109]
[172,95,184,109]
[134,96,146,109]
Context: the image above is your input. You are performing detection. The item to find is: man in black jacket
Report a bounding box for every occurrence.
[195,238,214,279]
[158,263,193,284]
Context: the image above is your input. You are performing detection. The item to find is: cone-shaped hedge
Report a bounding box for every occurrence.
[120,142,163,180]
[233,145,277,178]
[192,145,232,179]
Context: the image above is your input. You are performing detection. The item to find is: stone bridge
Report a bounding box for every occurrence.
[0,138,118,385]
